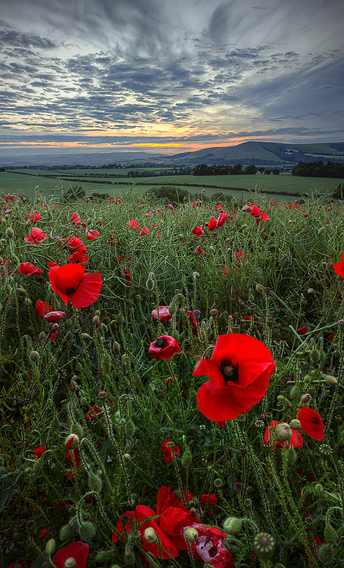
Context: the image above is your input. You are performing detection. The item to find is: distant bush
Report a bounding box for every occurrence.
[63,184,86,202]
[146,185,190,205]
[292,160,344,178]
[87,192,111,201]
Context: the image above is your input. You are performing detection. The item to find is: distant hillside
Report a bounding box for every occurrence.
[0,151,162,167]
[162,141,344,166]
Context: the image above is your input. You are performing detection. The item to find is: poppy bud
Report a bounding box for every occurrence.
[116,314,124,324]
[318,544,334,565]
[92,314,100,325]
[181,447,192,467]
[289,419,301,430]
[95,551,108,562]
[183,527,199,543]
[89,473,103,493]
[310,348,320,362]
[71,423,84,438]
[1,218,6,226]
[144,527,158,544]
[273,423,292,442]
[79,521,96,539]
[286,447,297,465]
[123,453,131,463]
[25,298,32,306]
[223,517,242,535]
[125,420,135,439]
[59,524,72,541]
[324,523,338,544]
[30,351,40,362]
[168,301,177,315]
[65,319,73,329]
[65,434,79,450]
[5,227,14,238]
[64,559,77,568]
[45,538,56,555]
[112,341,120,354]
[39,332,46,342]
[325,375,337,386]
[209,308,219,318]
[124,551,135,564]
[301,393,312,405]
[81,333,92,340]
[307,288,315,294]
[290,385,300,400]
[254,532,275,561]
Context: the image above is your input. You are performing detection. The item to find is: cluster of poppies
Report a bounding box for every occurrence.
[112,485,233,567]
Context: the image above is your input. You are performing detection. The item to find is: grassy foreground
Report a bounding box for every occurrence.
[1,185,344,568]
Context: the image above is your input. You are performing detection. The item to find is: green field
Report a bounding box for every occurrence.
[1,169,343,202]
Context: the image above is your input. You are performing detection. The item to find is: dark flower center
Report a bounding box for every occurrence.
[221,361,239,384]
[313,417,319,424]
[155,337,166,348]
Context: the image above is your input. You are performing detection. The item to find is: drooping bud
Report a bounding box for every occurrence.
[124,551,135,565]
[113,341,120,354]
[79,521,96,539]
[273,423,292,443]
[286,447,297,465]
[39,332,46,342]
[29,351,40,362]
[324,523,338,544]
[183,527,199,543]
[45,538,56,555]
[5,227,14,238]
[59,524,72,541]
[123,453,131,463]
[89,473,103,493]
[325,375,337,386]
[125,420,135,439]
[310,349,320,363]
[181,447,192,467]
[71,423,84,438]
[168,301,177,315]
[144,527,158,544]
[223,517,242,536]
[290,385,300,400]
[301,393,312,405]
[318,543,334,565]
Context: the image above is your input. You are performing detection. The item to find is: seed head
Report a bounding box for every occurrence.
[183,527,199,543]
[254,532,275,560]
[273,423,292,443]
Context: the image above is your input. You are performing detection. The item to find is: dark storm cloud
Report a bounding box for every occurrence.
[0,29,57,49]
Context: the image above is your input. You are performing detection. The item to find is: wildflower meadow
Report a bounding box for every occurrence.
[1,184,344,568]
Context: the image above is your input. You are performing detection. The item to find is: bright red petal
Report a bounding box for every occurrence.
[333,260,344,278]
[193,359,226,387]
[52,542,89,568]
[71,272,102,308]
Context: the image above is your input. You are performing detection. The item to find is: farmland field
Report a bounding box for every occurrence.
[0,169,343,202]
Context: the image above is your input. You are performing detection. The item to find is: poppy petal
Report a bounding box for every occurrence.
[71,272,102,308]
[193,359,226,387]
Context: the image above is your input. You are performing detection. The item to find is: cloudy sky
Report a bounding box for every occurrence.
[0,0,343,156]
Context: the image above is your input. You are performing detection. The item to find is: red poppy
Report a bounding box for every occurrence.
[298,407,325,440]
[208,217,217,231]
[124,267,131,287]
[49,264,102,308]
[333,254,344,278]
[264,420,303,450]
[52,542,89,568]
[185,523,233,568]
[114,506,179,560]
[33,445,45,458]
[67,249,89,265]
[86,405,102,419]
[192,225,204,238]
[24,227,48,245]
[200,494,218,506]
[44,310,65,322]
[127,220,140,231]
[35,299,52,317]
[297,326,308,335]
[85,228,99,240]
[140,226,150,236]
[18,262,43,276]
[216,212,227,228]
[7,564,24,568]
[152,306,173,322]
[64,236,86,251]
[161,440,180,463]
[193,333,276,421]
[194,245,205,256]
[149,336,181,360]
[71,212,82,225]
[28,212,40,223]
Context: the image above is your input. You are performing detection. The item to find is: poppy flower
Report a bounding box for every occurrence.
[264,420,303,450]
[86,405,102,419]
[216,212,227,228]
[127,220,140,231]
[18,262,43,276]
[193,333,276,421]
[114,506,179,559]
[186,523,234,568]
[85,228,99,240]
[35,299,52,317]
[52,542,89,568]
[298,407,325,440]
[208,217,217,231]
[149,336,181,360]
[200,494,218,506]
[192,226,204,238]
[33,445,45,458]
[124,267,131,287]
[297,326,308,335]
[64,236,86,251]
[161,440,180,463]
[333,254,344,278]
[48,264,102,308]
[140,226,150,236]
[28,212,40,223]
[152,306,173,322]
[71,212,82,225]
[44,310,65,322]
[24,227,48,245]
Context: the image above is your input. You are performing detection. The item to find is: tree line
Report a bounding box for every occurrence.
[192,164,281,176]
[292,160,344,178]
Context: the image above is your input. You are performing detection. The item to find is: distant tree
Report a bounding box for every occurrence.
[0,167,5,172]
[258,167,265,174]
[146,185,190,205]
[231,164,243,175]
[192,164,211,176]
[264,169,272,175]
[272,168,280,175]
[244,165,257,175]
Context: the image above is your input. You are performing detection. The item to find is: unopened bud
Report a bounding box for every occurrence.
[209,308,219,318]
[79,521,96,539]
[273,423,292,443]
[65,560,77,568]
[318,543,334,565]
[223,517,242,535]
[89,473,103,493]
[112,341,120,354]
[183,527,199,543]
[39,332,46,342]
[45,538,56,555]
[181,447,192,467]
[59,524,72,541]
[92,314,100,325]
[310,348,320,363]
[144,527,158,544]
[125,420,135,439]
[30,351,40,362]
[123,453,131,463]
[290,385,300,400]
[5,227,14,238]
[65,434,79,450]
[325,375,337,386]
[289,419,301,430]
[301,393,312,405]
